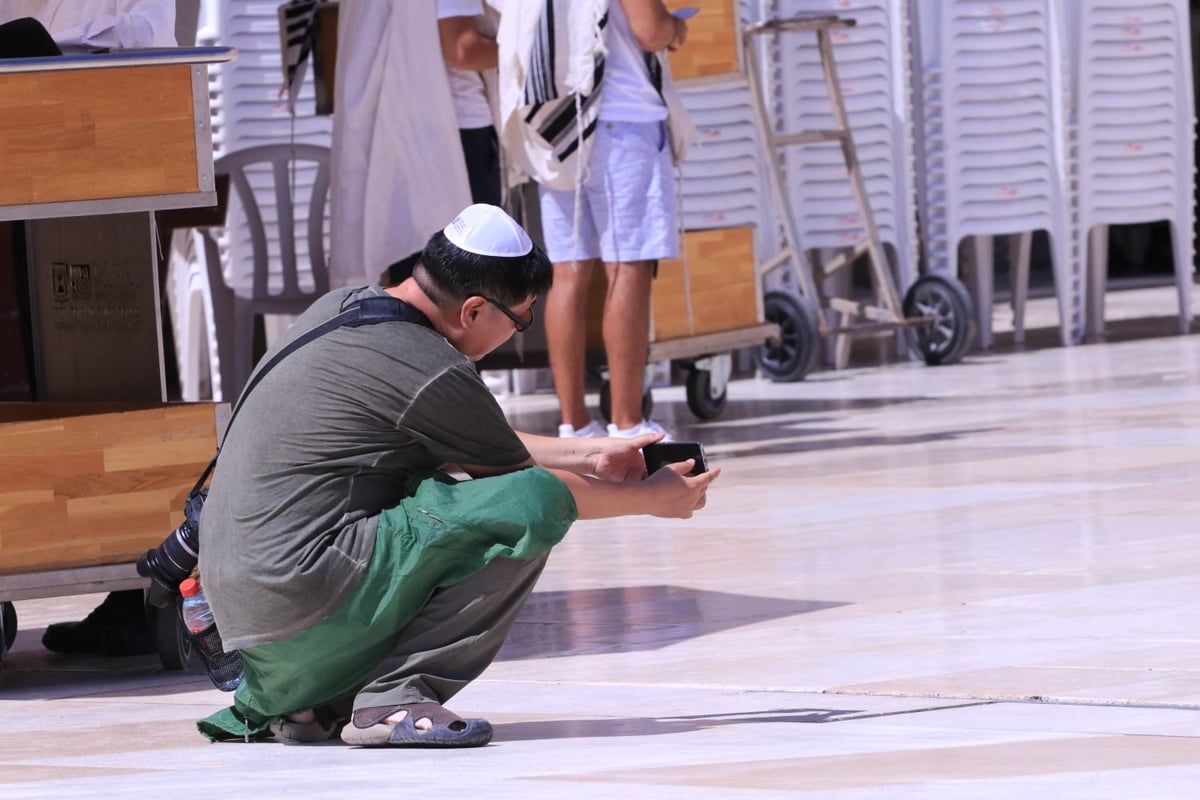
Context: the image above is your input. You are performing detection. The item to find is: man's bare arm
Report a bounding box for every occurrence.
[439,16,498,71]
[457,446,719,520]
[552,462,718,520]
[619,0,687,52]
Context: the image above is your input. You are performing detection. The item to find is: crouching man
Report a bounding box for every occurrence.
[196,204,719,747]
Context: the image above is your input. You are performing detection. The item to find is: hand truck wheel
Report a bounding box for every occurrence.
[753,291,820,382]
[902,274,976,366]
[685,353,732,420]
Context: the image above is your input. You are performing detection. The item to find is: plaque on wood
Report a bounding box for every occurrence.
[25,213,165,401]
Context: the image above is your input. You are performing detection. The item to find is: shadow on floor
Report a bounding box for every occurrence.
[493,707,865,742]
[2,585,846,699]
[497,585,846,661]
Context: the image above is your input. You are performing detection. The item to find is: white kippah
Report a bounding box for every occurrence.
[443,203,534,258]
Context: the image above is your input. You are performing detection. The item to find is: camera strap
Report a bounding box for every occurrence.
[187,294,434,495]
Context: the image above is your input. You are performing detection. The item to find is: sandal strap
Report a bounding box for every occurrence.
[352,701,460,730]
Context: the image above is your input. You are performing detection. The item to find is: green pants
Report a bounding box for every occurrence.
[199,467,575,740]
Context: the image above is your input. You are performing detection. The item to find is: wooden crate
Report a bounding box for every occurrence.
[0,403,223,576]
[0,64,203,207]
[667,0,742,80]
[586,226,760,347]
[654,226,760,339]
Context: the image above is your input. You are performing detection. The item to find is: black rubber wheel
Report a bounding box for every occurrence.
[0,601,13,684]
[753,291,821,382]
[685,367,727,420]
[902,274,976,366]
[598,381,654,425]
[1,602,15,651]
[152,596,192,671]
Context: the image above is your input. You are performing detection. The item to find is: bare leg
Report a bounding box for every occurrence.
[545,259,599,428]
[603,260,654,430]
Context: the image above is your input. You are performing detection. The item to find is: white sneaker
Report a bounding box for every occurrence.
[606,419,673,441]
[558,420,608,438]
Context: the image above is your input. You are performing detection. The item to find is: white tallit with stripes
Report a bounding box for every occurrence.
[496,0,694,192]
[279,0,318,115]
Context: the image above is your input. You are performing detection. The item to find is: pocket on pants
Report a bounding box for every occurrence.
[597,120,665,156]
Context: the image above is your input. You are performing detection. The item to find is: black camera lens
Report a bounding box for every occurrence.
[137,489,206,607]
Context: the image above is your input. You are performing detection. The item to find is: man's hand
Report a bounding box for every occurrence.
[586,431,663,482]
[643,460,719,519]
[667,15,688,51]
[549,448,720,521]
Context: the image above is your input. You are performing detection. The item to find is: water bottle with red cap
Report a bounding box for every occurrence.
[179,577,243,692]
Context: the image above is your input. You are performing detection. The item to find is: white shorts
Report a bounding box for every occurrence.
[538,120,679,264]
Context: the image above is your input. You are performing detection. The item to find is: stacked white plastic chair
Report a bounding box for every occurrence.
[677,80,774,238]
[165,230,219,400]
[165,0,332,401]
[910,0,1081,348]
[760,0,920,293]
[1064,0,1195,339]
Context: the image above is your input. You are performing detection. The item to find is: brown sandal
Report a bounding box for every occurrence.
[340,702,493,748]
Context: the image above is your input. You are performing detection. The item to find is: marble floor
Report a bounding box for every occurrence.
[2,296,1199,799]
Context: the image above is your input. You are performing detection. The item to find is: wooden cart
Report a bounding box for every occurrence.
[0,47,234,679]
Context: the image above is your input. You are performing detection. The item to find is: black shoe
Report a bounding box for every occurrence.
[41,590,156,656]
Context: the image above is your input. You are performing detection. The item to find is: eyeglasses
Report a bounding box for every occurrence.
[483,296,534,333]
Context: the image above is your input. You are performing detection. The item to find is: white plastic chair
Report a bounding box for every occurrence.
[164,227,223,402]
[1067,0,1195,339]
[912,0,1080,349]
[199,143,332,400]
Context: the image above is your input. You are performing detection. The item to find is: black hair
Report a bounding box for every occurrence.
[414,230,553,309]
[0,18,62,58]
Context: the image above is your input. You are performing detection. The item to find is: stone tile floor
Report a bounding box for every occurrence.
[1,290,1198,798]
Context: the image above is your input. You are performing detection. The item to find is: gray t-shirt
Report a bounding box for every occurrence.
[199,286,529,649]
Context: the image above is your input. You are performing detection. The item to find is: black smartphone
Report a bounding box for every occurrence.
[643,441,708,477]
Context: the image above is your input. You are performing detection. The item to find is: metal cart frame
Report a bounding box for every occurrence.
[741,15,975,373]
[0,567,192,680]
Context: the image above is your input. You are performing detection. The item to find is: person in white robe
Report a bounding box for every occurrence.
[329,0,474,289]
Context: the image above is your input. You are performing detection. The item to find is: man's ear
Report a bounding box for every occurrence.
[460,295,486,328]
